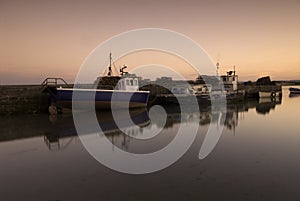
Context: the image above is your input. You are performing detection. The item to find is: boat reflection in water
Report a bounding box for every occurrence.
[150,98,282,131]
[41,98,282,150]
[44,108,150,150]
[0,98,282,151]
[256,97,282,115]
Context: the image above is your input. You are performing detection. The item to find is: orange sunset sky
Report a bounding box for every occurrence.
[1,0,300,84]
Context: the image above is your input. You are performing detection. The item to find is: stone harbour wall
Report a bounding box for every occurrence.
[0,85,50,115]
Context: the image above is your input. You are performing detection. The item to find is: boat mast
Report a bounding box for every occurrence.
[108,52,112,76]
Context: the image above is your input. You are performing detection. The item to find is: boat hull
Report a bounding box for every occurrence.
[289,87,300,94]
[259,91,281,98]
[55,88,150,109]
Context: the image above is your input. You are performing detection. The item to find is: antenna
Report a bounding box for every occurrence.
[216,52,221,79]
[233,65,236,76]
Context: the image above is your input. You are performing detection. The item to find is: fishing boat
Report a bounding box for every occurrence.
[289,87,300,94]
[43,53,150,110]
[156,67,244,105]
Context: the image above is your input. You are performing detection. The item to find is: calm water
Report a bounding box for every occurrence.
[1,86,300,201]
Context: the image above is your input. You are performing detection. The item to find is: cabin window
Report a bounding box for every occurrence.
[130,79,133,86]
[233,77,235,81]
[134,79,138,86]
[126,80,130,86]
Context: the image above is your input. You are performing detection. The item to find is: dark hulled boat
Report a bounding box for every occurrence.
[49,53,150,110]
[289,87,300,94]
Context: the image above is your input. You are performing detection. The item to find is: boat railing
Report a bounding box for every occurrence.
[96,85,114,90]
[41,78,71,95]
[41,78,70,88]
